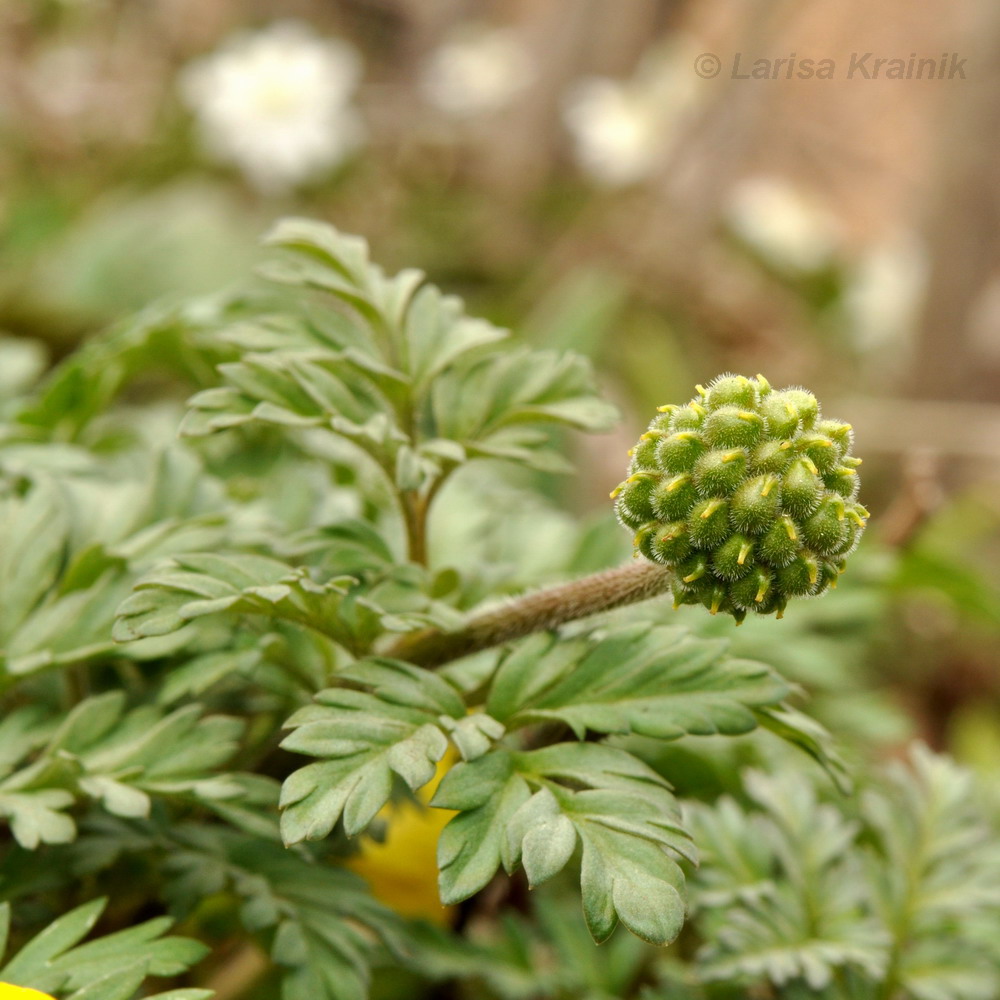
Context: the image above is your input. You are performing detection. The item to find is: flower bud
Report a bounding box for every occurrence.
[613,373,868,620]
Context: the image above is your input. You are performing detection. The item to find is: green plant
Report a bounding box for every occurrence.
[1,220,997,1000]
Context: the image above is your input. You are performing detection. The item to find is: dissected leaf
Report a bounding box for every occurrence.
[279,658,465,842]
[488,624,790,740]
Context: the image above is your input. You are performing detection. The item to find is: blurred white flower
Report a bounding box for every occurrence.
[845,234,927,351]
[562,37,706,187]
[726,177,843,273]
[421,26,534,117]
[179,21,364,194]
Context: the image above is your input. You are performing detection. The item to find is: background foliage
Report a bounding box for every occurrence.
[1,219,998,1000]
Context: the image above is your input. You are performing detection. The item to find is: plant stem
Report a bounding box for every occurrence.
[401,491,428,565]
[385,560,674,668]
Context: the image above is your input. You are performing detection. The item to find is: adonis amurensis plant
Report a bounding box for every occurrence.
[613,374,868,621]
[1,220,999,1000]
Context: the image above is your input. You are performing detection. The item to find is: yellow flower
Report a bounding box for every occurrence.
[0,984,56,1000]
[346,755,457,925]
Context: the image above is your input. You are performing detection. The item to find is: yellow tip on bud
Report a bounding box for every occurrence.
[656,404,675,413]
[683,567,705,584]
[784,518,798,541]
[695,384,706,397]
[802,456,819,475]
[755,580,769,603]
[738,411,758,422]
[710,595,722,615]
[610,485,623,499]
[738,542,752,566]
[666,473,690,492]
[722,449,743,463]
[785,403,796,417]
[760,476,775,497]
[691,401,707,416]
[807,561,819,586]
[779,440,792,450]
[700,499,724,519]
[776,608,785,620]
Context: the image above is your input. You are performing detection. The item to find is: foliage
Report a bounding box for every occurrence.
[1,219,997,1000]
[0,897,209,1000]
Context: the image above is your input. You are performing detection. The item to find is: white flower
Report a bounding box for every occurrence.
[421,26,534,117]
[563,80,666,187]
[845,235,927,351]
[562,38,705,187]
[179,21,364,194]
[726,177,843,273]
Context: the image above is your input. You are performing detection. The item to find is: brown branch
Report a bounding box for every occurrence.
[385,559,674,669]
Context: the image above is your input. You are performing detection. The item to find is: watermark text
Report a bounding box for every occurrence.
[694,51,967,80]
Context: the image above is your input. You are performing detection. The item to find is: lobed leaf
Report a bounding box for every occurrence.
[488,623,791,740]
[432,743,695,945]
[279,658,468,843]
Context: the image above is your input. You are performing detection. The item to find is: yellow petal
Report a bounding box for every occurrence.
[0,985,57,1000]
[345,755,458,926]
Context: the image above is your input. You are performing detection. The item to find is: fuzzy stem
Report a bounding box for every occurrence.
[385,560,674,668]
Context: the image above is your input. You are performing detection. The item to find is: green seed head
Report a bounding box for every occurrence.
[613,373,868,622]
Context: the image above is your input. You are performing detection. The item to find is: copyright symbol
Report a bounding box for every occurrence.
[694,52,722,78]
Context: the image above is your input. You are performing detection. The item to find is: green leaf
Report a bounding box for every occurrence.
[434,751,531,905]
[691,769,889,991]
[402,283,508,392]
[114,552,370,650]
[0,478,69,648]
[0,897,207,999]
[0,898,105,983]
[0,451,234,682]
[166,828,406,1000]
[0,788,76,848]
[0,693,244,846]
[279,658,465,842]
[433,743,694,944]
[755,704,851,792]
[186,219,618,485]
[488,623,791,740]
[581,825,686,945]
[433,346,618,447]
[144,992,215,1000]
[864,745,1000,1000]
[503,787,577,886]
[63,961,149,1000]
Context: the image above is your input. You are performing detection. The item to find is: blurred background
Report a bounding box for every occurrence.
[1,0,999,767]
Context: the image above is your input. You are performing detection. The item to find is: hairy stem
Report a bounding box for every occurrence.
[386,560,674,668]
